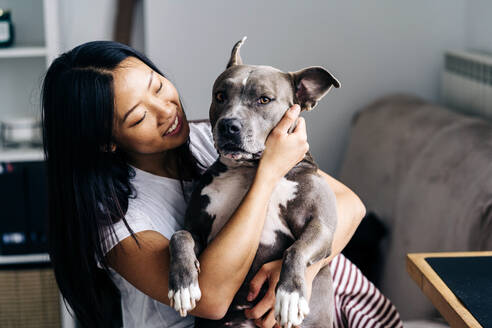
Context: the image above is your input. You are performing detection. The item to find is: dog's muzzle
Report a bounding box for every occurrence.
[215,117,263,161]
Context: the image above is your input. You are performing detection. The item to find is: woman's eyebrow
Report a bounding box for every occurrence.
[123,70,154,122]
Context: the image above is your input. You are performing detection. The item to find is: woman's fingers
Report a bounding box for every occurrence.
[254,309,279,328]
[248,266,269,301]
[245,287,276,320]
[292,117,308,153]
[245,263,281,321]
[293,116,306,135]
[273,104,301,134]
[258,105,309,182]
[246,260,283,326]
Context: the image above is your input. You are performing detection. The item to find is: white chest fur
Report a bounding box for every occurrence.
[203,168,297,245]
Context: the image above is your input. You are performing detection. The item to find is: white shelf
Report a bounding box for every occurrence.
[0,45,48,59]
[0,1,73,327]
[0,253,50,265]
[0,147,44,162]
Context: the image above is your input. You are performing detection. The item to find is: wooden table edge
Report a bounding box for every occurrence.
[406,252,491,328]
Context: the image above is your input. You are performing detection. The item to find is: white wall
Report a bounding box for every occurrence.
[465,0,492,53]
[58,0,115,52]
[7,1,491,173]
[58,0,145,53]
[54,0,492,174]
[144,0,467,175]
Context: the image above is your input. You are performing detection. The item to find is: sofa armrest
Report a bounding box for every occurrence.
[338,94,492,320]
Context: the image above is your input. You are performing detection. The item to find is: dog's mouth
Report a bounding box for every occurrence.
[218,143,263,161]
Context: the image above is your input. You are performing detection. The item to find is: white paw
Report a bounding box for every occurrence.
[274,289,310,328]
[168,282,201,317]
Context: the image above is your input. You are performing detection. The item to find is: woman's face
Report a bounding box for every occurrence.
[112,57,190,156]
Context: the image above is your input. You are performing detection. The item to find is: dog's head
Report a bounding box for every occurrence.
[210,37,340,162]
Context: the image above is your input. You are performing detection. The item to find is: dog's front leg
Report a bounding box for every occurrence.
[168,230,204,317]
[275,213,336,328]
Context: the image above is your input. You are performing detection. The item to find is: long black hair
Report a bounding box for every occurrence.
[41,41,203,327]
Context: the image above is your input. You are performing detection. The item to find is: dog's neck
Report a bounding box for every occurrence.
[218,152,317,171]
[219,156,259,168]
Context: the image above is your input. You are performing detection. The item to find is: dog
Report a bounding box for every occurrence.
[168,37,340,328]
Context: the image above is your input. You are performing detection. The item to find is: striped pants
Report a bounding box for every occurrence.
[330,254,403,328]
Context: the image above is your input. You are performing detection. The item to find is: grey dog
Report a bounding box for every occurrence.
[168,37,340,328]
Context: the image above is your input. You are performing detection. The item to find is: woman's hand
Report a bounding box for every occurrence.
[244,259,317,328]
[257,104,308,184]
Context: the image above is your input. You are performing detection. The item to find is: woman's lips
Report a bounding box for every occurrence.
[163,114,182,137]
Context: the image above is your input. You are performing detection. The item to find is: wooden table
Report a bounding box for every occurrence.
[407,251,492,328]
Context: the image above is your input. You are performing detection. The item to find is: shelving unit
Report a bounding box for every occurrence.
[0,0,76,327]
[0,254,77,328]
[0,146,44,162]
[0,253,50,265]
[0,45,48,58]
[0,0,60,120]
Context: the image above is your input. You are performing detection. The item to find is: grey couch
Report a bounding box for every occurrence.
[338,94,492,322]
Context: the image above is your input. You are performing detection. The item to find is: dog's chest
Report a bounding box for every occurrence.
[202,167,296,245]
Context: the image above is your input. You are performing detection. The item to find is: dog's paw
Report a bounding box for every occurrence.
[168,258,201,316]
[274,289,310,328]
[168,281,202,317]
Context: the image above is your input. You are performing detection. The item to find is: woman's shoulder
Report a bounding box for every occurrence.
[188,120,218,168]
[100,205,155,255]
[188,119,212,141]
[189,119,210,125]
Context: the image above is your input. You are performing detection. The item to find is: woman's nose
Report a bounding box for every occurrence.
[150,99,174,125]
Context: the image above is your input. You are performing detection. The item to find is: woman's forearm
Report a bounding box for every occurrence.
[196,169,278,316]
[326,184,366,262]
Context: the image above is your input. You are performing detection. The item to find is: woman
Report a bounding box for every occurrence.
[42,41,369,328]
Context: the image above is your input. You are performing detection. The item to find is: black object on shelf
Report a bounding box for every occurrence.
[0,8,14,48]
[0,161,48,255]
[426,256,492,328]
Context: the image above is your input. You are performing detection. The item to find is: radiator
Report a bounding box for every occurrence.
[441,50,492,119]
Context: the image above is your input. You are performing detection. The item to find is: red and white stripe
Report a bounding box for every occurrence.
[330,254,403,328]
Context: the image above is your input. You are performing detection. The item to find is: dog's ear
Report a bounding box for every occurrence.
[289,67,340,111]
[227,36,247,68]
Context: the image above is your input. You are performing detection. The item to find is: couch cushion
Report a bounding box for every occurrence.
[338,94,492,320]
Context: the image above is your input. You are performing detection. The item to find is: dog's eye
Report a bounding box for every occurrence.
[258,96,271,104]
[215,92,225,103]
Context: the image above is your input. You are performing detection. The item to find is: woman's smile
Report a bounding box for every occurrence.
[112,56,191,156]
[163,113,183,137]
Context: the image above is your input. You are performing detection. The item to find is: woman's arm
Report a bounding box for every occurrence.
[106,105,308,320]
[106,173,277,319]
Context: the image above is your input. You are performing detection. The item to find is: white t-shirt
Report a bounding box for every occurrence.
[100,122,218,328]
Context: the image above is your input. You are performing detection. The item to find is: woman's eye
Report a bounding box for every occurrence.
[130,111,146,127]
[156,81,163,94]
[258,96,272,104]
[215,92,225,103]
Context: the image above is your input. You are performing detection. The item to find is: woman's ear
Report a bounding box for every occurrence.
[101,143,117,153]
[289,67,340,111]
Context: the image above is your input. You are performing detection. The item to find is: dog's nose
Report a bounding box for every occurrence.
[218,118,242,136]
